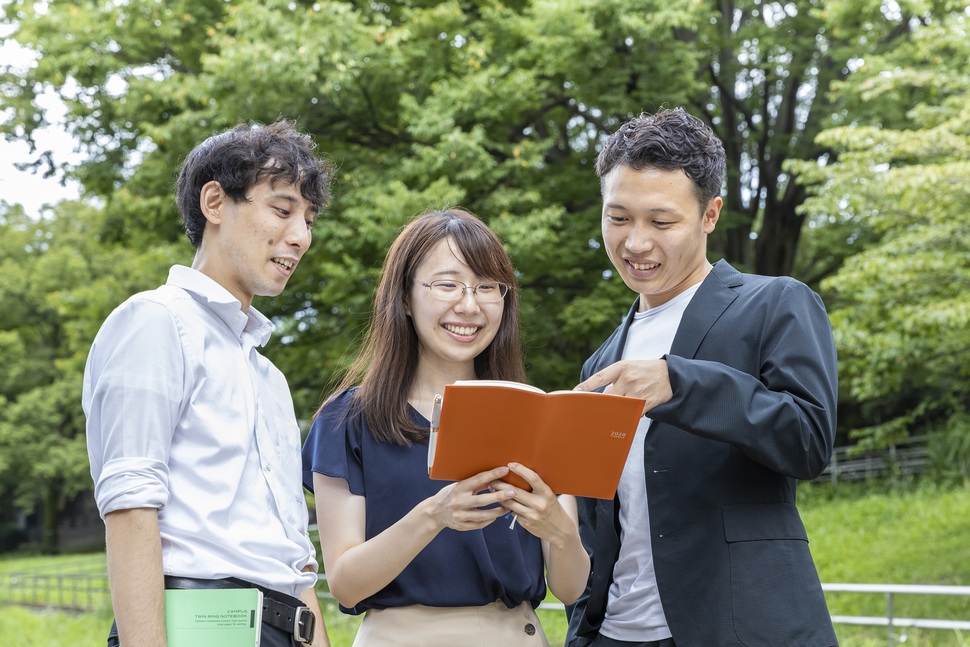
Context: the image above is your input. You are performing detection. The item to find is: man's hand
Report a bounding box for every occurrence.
[574,359,673,414]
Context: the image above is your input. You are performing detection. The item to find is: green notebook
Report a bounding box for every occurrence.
[165,588,263,647]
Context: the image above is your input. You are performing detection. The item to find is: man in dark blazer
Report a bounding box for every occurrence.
[565,108,839,647]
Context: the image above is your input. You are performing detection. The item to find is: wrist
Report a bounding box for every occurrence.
[415,497,447,534]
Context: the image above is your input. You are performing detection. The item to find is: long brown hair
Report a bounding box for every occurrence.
[320,208,526,445]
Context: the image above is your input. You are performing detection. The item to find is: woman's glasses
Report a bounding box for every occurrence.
[414,279,509,303]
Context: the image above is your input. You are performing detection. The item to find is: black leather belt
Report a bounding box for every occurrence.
[164,575,315,644]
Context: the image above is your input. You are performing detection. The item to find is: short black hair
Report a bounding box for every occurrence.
[176,119,332,248]
[596,107,725,206]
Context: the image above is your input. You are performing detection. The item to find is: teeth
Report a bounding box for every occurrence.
[444,324,479,336]
[630,261,658,271]
[273,259,294,270]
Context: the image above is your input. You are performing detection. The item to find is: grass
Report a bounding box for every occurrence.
[799,481,970,646]
[0,605,111,647]
[2,482,969,646]
[0,555,568,646]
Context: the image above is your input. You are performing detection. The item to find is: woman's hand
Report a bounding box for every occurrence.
[426,465,517,531]
[489,463,578,547]
[489,463,591,604]
[314,466,517,609]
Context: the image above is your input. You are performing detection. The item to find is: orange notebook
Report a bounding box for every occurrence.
[427,380,645,499]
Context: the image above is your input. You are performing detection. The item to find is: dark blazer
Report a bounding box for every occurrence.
[566,260,839,647]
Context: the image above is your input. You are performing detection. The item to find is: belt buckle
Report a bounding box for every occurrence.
[293,606,314,644]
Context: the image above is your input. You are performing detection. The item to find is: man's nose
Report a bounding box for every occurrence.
[287,218,311,251]
[626,224,654,253]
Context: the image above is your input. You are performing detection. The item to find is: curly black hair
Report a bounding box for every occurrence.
[596,107,725,206]
[176,119,332,248]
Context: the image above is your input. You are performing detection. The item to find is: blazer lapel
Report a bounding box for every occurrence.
[669,260,742,359]
[602,299,642,368]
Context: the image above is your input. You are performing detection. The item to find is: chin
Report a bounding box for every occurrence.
[261,282,289,297]
[619,275,643,292]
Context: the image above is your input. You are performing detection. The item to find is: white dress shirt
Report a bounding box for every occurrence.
[83,265,317,599]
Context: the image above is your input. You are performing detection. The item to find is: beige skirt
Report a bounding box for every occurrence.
[351,600,550,647]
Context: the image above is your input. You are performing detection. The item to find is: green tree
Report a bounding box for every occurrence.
[3,2,969,542]
[0,201,185,551]
[0,204,87,552]
[689,0,969,279]
[6,1,954,398]
[791,11,970,448]
[2,0,710,400]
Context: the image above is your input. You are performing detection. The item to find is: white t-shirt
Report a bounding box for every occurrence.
[83,265,318,598]
[600,283,700,641]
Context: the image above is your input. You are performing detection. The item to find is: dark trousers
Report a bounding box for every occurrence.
[589,634,677,647]
[106,617,297,647]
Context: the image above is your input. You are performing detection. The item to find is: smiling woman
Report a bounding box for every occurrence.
[301,207,591,646]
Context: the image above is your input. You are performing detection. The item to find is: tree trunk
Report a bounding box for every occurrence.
[42,481,61,555]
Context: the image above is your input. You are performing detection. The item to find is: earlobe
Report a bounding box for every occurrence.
[199,181,225,225]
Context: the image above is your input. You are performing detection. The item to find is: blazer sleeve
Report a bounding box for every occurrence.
[649,278,838,480]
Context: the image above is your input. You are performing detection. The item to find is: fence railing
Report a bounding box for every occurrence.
[0,555,111,611]
[496,581,970,646]
[816,435,930,484]
[5,560,967,647]
[823,583,970,646]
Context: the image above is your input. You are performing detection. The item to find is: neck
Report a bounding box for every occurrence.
[191,252,253,312]
[408,362,477,418]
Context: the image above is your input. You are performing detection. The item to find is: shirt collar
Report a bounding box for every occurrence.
[166,265,274,347]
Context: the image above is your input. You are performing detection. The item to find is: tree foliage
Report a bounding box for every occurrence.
[791,9,970,448]
[3,0,710,402]
[0,201,186,550]
[3,0,970,548]
[3,0,903,398]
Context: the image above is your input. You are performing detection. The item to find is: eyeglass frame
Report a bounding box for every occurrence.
[413,278,510,303]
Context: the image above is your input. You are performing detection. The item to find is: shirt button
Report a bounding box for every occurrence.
[524,623,536,636]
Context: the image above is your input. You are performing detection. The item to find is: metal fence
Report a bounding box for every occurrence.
[817,436,930,484]
[513,581,970,646]
[0,555,110,611]
[4,559,968,647]
[824,583,970,646]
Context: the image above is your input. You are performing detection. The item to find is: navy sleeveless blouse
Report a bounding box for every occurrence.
[301,389,547,615]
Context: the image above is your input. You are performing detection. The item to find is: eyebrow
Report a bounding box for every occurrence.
[429,268,468,278]
[430,266,496,283]
[268,191,300,204]
[604,202,678,215]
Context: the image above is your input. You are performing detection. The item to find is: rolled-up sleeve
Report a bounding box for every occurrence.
[83,297,185,517]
